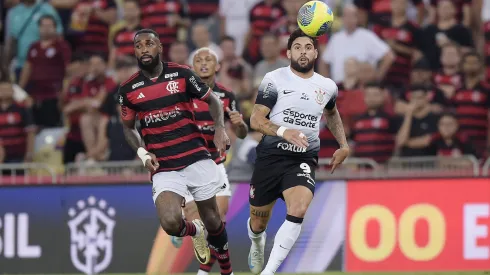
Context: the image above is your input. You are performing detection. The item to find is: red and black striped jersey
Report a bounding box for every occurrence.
[375,21,422,87]
[0,103,35,160]
[434,71,463,89]
[75,0,117,55]
[118,62,212,172]
[427,133,476,157]
[354,0,423,26]
[186,0,218,19]
[351,111,401,163]
[112,25,143,57]
[451,81,490,152]
[193,82,237,164]
[139,0,189,59]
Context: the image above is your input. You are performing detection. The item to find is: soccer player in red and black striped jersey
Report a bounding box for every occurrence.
[171,47,247,275]
[108,0,143,69]
[118,29,234,270]
[452,52,490,157]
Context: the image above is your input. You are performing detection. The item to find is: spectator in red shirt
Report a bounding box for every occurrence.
[452,51,490,156]
[377,0,423,90]
[61,54,114,163]
[0,75,36,164]
[244,0,286,65]
[108,0,143,70]
[19,15,71,128]
[428,0,472,27]
[426,112,476,157]
[351,82,401,163]
[70,0,117,55]
[219,36,253,98]
[139,0,190,60]
[434,43,463,99]
[354,0,425,27]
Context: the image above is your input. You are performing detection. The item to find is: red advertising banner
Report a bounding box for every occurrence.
[346,178,490,272]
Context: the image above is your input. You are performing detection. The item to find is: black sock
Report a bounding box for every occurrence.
[207,222,232,275]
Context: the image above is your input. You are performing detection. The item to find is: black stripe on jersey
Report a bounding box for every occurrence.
[144,123,201,144]
[156,149,209,171]
[152,138,207,159]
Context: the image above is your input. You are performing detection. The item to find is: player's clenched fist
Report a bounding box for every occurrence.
[226,107,244,125]
[281,128,309,149]
[137,147,160,173]
[214,127,231,153]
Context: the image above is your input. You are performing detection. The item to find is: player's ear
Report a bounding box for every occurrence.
[215,62,221,73]
[287,49,291,59]
[314,48,318,59]
[159,43,163,53]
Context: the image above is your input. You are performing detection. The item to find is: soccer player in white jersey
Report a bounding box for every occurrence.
[247,29,350,275]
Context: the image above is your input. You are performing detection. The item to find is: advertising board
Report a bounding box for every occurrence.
[346,178,490,272]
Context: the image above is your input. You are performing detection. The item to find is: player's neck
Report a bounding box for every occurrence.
[290,67,314,79]
[202,76,216,89]
[142,61,163,79]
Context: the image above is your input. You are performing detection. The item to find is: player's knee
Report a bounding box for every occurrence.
[250,216,268,233]
[287,202,309,218]
[159,214,181,236]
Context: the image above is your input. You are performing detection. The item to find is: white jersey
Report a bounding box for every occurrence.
[255,66,338,159]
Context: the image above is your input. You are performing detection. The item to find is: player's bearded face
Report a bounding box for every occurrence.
[137,52,160,71]
[291,54,315,73]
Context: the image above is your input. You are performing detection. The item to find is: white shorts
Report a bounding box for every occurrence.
[183,163,231,204]
[152,159,222,203]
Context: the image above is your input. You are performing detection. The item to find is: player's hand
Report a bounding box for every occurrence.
[226,107,244,126]
[330,147,350,174]
[283,129,309,149]
[214,126,231,153]
[144,152,159,173]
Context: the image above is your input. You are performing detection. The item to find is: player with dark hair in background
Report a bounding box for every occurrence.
[247,29,350,275]
[169,47,248,275]
[117,29,233,272]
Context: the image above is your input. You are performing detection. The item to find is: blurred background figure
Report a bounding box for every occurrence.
[435,43,462,99]
[168,41,190,65]
[253,32,289,85]
[218,35,253,98]
[188,22,223,65]
[396,86,440,157]
[19,15,71,128]
[320,4,394,83]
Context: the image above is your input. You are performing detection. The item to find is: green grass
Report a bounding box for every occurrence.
[4,272,490,275]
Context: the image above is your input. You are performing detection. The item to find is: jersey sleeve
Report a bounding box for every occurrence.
[325,81,339,110]
[184,69,211,100]
[117,87,137,121]
[255,77,278,109]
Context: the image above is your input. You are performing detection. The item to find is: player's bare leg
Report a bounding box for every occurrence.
[195,197,233,275]
[248,201,276,274]
[261,186,313,275]
[155,191,209,264]
[178,196,230,275]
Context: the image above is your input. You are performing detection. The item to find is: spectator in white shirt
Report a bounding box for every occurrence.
[320,4,394,83]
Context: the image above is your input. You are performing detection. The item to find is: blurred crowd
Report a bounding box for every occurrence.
[0,0,489,174]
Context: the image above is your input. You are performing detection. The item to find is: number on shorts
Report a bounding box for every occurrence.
[300,163,311,174]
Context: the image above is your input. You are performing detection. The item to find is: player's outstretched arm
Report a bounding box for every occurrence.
[324,105,350,173]
[203,92,230,152]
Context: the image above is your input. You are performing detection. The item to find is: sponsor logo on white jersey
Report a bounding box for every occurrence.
[282,109,318,128]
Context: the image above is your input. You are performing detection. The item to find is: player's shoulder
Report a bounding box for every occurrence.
[166,62,192,71]
[119,71,143,93]
[263,67,289,82]
[313,73,338,91]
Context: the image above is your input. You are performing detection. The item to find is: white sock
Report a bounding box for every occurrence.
[263,220,302,273]
[247,217,264,243]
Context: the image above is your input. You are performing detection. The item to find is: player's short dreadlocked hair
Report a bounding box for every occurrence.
[287,28,318,50]
[133,29,160,41]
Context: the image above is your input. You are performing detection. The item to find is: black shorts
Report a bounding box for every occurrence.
[249,155,317,207]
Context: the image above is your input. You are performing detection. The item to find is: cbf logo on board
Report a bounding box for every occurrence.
[68,196,116,275]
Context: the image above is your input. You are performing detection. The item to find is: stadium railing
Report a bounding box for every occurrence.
[0,156,486,185]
